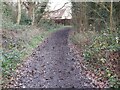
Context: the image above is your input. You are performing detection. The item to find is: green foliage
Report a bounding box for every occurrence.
[2,19,27,30]
[2,3,17,23]
[108,75,120,88]
[70,31,97,48]
[85,30,119,53]
[2,49,22,77]
[2,28,44,82]
[35,2,48,25]
[38,19,64,30]
[2,3,13,20]
[83,29,120,88]
[26,33,45,50]
[2,2,32,25]
[2,18,63,85]
[20,11,32,25]
[83,32,120,62]
[71,2,120,88]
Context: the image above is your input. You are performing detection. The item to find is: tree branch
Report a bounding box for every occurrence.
[22,2,29,10]
[47,2,69,13]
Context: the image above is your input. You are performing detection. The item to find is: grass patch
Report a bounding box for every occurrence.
[2,21,64,86]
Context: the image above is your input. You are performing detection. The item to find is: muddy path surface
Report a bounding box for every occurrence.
[6,27,95,88]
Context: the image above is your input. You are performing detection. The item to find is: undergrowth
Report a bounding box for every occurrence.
[71,29,120,88]
[2,20,64,85]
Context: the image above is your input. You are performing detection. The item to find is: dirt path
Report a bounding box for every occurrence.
[6,27,95,88]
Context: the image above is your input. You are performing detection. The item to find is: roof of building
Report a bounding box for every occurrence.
[49,9,66,19]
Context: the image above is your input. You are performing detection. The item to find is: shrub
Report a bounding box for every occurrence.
[83,29,120,88]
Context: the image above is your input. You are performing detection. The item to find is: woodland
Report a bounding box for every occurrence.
[1,0,120,88]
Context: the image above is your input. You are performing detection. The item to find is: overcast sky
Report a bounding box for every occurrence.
[48,0,71,10]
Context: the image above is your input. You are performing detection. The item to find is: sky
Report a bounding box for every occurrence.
[47,0,72,19]
[48,0,71,10]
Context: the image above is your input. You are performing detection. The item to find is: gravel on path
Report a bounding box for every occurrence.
[6,27,95,88]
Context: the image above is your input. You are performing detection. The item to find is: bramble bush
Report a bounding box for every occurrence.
[83,29,120,88]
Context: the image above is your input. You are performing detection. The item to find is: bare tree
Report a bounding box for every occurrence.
[22,1,48,25]
[22,2,35,25]
[72,2,88,32]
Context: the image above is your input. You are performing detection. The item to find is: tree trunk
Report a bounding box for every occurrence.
[72,2,88,32]
[31,6,35,25]
[110,0,113,33]
[17,0,21,24]
[26,2,34,25]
